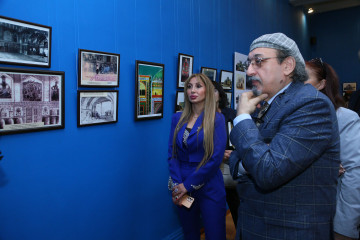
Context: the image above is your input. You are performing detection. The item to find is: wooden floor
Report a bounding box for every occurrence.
[200,209,236,240]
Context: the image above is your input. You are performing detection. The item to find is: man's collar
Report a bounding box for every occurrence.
[267,82,291,105]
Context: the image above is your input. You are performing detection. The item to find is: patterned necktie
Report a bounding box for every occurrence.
[255,102,269,127]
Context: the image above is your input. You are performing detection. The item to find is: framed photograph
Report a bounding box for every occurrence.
[201,67,217,81]
[78,49,120,87]
[0,67,64,135]
[135,60,164,121]
[175,91,185,112]
[225,92,232,108]
[177,53,193,88]
[343,82,356,92]
[77,90,118,127]
[220,70,233,90]
[0,15,52,68]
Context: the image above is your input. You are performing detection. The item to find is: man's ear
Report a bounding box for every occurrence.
[282,56,296,76]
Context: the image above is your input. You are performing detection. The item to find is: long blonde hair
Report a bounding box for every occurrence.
[172,73,216,169]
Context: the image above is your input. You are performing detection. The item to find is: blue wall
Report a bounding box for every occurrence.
[308,6,360,89]
[0,1,307,239]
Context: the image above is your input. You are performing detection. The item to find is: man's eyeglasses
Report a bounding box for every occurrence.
[309,58,327,79]
[244,57,281,71]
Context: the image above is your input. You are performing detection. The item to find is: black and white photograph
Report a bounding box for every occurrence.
[0,67,64,135]
[0,15,52,67]
[177,53,193,88]
[78,49,120,87]
[220,70,233,90]
[78,90,118,127]
[201,67,217,82]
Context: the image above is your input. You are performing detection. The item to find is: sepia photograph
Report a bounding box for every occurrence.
[0,15,51,67]
[135,60,164,121]
[78,49,120,87]
[77,90,118,127]
[201,67,217,82]
[343,82,356,92]
[220,70,233,90]
[0,67,64,135]
[177,53,193,88]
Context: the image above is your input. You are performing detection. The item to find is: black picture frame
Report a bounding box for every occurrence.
[201,67,217,82]
[220,70,233,90]
[0,15,52,68]
[135,60,164,121]
[175,91,185,112]
[77,90,118,127]
[78,49,120,87]
[225,92,232,108]
[0,67,64,135]
[177,53,193,88]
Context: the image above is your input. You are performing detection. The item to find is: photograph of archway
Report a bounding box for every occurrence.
[0,67,64,135]
[77,90,118,127]
[0,15,51,67]
[135,60,164,121]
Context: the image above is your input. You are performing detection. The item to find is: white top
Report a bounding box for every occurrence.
[333,107,360,238]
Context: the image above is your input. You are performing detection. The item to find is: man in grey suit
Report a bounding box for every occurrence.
[229,33,340,240]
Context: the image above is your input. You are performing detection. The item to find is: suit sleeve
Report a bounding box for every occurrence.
[334,110,360,238]
[183,114,227,192]
[167,113,182,185]
[230,96,338,191]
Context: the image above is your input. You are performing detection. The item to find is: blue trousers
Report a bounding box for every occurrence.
[177,189,226,240]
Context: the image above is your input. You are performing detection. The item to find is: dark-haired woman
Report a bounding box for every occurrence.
[306,59,360,240]
[212,80,240,227]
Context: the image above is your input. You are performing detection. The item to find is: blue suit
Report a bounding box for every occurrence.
[229,82,340,240]
[168,111,227,240]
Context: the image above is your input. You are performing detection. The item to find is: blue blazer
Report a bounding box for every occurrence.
[168,111,226,199]
[229,82,340,240]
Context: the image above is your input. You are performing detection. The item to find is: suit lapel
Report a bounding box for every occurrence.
[261,82,302,128]
[188,112,204,137]
[176,112,204,146]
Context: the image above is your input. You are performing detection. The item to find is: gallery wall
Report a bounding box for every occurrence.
[308,6,360,89]
[0,0,308,239]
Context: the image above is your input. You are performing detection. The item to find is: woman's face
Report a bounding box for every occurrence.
[214,88,219,103]
[186,77,206,105]
[305,66,319,86]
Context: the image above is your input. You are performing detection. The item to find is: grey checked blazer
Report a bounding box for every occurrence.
[229,82,340,240]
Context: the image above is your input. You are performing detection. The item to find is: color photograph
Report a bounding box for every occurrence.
[135,61,164,120]
[78,49,120,87]
[177,53,193,88]
[220,70,233,90]
[175,91,184,112]
[201,67,217,82]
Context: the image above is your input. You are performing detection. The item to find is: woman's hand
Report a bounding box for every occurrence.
[223,150,233,162]
[172,183,188,206]
[339,164,346,176]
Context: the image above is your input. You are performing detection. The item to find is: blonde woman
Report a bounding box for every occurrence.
[168,73,227,240]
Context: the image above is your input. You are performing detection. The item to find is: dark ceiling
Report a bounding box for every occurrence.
[289,0,360,14]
